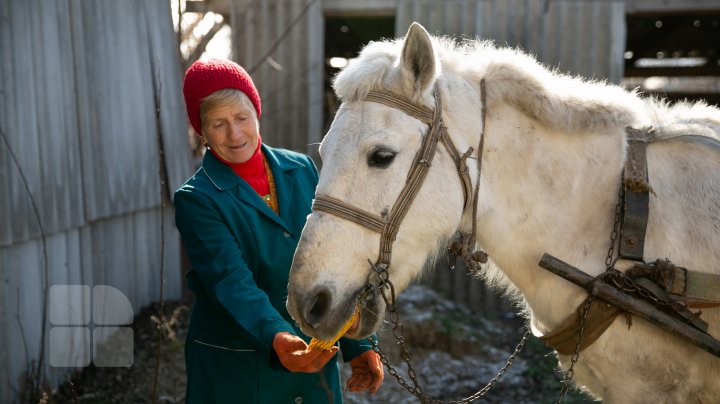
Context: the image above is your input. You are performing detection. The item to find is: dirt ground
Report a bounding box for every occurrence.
[46,286,594,403]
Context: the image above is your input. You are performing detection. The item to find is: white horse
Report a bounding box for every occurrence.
[287,22,720,403]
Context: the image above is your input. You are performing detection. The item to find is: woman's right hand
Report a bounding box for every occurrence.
[272,332,338,373]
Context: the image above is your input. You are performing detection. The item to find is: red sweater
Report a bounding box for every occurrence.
[209,138,269,196]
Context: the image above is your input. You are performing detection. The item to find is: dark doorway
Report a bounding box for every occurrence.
[323,16,395,131]
[624,12,720,106]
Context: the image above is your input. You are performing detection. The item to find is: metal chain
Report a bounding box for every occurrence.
[602,271,685,312]
[604,185,625,270]
[556,185,625,402]
[554,296,595,403]
[362,262,530,403]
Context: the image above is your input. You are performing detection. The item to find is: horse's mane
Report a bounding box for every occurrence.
[334,35,719,137]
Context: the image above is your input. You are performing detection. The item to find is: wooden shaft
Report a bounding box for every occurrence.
[539,253,720,358]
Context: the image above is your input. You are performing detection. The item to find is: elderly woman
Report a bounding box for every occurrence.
[174,59,383,403]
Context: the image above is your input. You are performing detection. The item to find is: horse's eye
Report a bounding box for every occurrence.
[368,148,396,168]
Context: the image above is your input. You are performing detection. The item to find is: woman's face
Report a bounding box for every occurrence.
[202,100,259,164]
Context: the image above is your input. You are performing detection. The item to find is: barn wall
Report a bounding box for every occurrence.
[0,0,190,400]
[231,0,325,161]
[397,0,626,83]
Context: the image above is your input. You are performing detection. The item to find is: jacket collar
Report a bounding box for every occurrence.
[201,144,305,233]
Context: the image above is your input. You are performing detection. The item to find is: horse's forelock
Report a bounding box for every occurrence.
[333,39,403,103]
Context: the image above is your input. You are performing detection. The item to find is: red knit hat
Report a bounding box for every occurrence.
[182,59,262,135]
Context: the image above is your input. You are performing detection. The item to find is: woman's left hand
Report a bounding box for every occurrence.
[346,350,384,394]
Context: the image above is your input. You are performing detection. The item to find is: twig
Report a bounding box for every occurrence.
[143,1,170,401]
[0,124,49,399]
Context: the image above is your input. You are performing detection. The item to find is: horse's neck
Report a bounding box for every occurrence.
[474,101,626,329]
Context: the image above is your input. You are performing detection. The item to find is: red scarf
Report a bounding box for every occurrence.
[210,137,270,196]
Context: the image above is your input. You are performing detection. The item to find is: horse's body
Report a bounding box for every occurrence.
[287,23,720,403]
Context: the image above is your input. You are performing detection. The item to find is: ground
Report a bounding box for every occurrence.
[46,286,594,403]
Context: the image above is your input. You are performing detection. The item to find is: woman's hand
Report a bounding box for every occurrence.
[346,350,384,394]
[272,332,338,373]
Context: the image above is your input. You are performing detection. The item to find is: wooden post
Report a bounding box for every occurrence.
[538,253,720,358]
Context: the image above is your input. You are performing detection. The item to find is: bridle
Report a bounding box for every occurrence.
[312,81,536,403]
[312,81,486,271]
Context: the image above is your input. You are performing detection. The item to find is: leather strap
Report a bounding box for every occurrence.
[539,298,622,355]
[313,195,385,233]
[619,134,652,261]
[627,261,720,308]
[365,89,473,211]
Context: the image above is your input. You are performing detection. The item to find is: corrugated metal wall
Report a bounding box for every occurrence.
[230,0,325,161]
[397,0,626,82]
[0,0,191,400]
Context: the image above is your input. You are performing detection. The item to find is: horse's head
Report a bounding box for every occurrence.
[287,23,470,341]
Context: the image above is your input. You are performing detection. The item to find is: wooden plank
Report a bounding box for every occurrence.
[539,253,720,358]
[625,0,720,14]
[324,0,396,16]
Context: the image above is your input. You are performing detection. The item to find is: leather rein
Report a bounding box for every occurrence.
[312,81,486,271]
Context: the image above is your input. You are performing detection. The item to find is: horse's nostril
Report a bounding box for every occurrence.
[305,288,331,327]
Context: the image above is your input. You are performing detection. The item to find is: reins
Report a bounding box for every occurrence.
[313,80,531,402]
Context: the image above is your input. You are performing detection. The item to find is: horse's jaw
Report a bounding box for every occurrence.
[286,262,389,341]
[285,215,395,340]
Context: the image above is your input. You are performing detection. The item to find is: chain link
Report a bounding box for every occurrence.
[555,296,595,403]
[555,184,625,402]
[363,261,529,403]
[604,185,624,270]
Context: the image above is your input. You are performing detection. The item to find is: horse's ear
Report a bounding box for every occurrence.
[400,22,438,95]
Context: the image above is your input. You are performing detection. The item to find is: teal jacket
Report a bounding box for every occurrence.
[175,145,372,404]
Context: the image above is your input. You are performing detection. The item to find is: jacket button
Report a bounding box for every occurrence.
[284,231,291,238]
[294,398,303,404]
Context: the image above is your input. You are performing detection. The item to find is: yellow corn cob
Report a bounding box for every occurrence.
[308,307,360,350]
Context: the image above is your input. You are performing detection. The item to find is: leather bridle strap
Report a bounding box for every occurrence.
[364,90,474,212]
[312,195,385,233]
[376,85,443,266]
[313,84,462,267]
